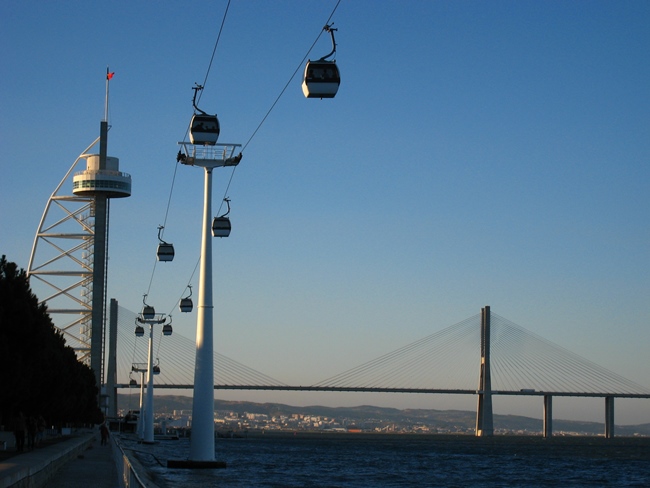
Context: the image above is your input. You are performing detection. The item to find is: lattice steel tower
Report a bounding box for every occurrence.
[28,72,130,391]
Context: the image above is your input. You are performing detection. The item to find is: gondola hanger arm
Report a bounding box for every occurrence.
[192,83,209,116]
[318,23,338,61]
[220,197,231,218]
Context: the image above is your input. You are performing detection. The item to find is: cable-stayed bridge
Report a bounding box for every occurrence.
[110,303,649,437]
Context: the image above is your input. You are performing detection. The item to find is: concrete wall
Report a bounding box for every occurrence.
[111,436,160,488]
[0,434,93,488]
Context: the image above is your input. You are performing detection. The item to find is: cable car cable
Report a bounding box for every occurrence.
[241,0,342,152]
[142,2,232,307]
[166,257,200,317]
[161,2,226,239]
[202,0,231,97]
[157,1,342,315]
[215,0,343,215]
[197,0,232,109]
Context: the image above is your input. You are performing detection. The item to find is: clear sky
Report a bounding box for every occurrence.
[1,1,649,425]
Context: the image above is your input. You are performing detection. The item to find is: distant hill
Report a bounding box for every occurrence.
[117,394,650,437]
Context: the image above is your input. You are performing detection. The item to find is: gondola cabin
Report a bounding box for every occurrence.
[129,378,137,386]
[135,325,145,337]
[212,216,231,238]
[157,243,175,262]
[142,305,155,319]
[190,114,220,145]
[302,61,340,98]
[162,324,173,336]
[153,365,161,375]
[179,297,193,313]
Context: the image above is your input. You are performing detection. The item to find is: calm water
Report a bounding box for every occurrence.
[119,433,650,487]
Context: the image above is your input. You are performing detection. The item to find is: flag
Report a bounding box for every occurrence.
[107,72,115,80]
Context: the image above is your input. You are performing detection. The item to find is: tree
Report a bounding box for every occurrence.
[0,255,102,426]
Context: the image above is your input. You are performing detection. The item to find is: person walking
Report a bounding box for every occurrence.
[100,423,110,446]
[12,412,26,452]
[27,416,37,450]
[36,415,46,447]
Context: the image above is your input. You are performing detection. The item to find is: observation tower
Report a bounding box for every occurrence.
[28,70,130,399]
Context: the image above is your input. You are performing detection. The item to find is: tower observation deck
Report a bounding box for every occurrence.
[72,154,131,198]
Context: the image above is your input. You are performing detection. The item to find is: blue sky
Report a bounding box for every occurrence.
[1,0,649,425]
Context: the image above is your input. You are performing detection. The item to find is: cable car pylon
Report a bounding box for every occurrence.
[134,297,172,444]
[171,86,242,467]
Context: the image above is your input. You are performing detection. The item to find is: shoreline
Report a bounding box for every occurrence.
[243,429,649,441]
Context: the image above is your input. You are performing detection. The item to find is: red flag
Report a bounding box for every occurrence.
[107,72,115,80]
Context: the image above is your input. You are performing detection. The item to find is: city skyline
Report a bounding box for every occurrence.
[1,1,649,424]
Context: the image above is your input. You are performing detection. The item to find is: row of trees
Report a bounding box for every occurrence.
[0,255,102,428]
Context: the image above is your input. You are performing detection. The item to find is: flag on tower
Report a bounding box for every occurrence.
[107,72,115,80]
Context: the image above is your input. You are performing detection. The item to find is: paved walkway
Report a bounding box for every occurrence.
[0,432,120,488]
[47,436,118,488]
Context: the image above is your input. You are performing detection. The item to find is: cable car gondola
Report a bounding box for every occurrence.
[179,297,193,312]
[189,84,220,145]
[153,365,161,375]
[141,305,155,319]
[212,197,232,238]
[142,304,155,317]
[303,24,340,99]
[212,217,231,237]
[162,323,173,336]
[141,295,155,319]
[157,243,174,261]
[156,226,175,262]
[135,325,145,337]
[179,286,193,313]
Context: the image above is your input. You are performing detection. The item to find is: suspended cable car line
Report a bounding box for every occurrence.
[198,0,344,243]
[165,258,201,317]
[214,0,343,218]
[241,0,342,152]
[149,1,342,319]
[181,0,231,144]
[160,161,180,234]
[197,0,232,104]
[142,1,232,310]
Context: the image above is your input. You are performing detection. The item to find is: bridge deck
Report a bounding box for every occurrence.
[114,383,650,399]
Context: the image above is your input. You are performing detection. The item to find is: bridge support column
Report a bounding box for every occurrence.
[543,395,552,438]
[605,396,615,438]
[475,306,493,437]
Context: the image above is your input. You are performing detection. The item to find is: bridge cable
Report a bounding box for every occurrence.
[117,304,287,386]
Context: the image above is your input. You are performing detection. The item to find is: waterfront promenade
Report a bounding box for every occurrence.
[0,431,119,488]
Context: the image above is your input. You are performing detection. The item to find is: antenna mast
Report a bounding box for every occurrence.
[105,67,114,122]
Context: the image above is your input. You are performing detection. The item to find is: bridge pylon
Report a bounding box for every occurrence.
[475,305,494,436]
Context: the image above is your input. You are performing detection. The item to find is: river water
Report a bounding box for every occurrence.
[119,433,650,487]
